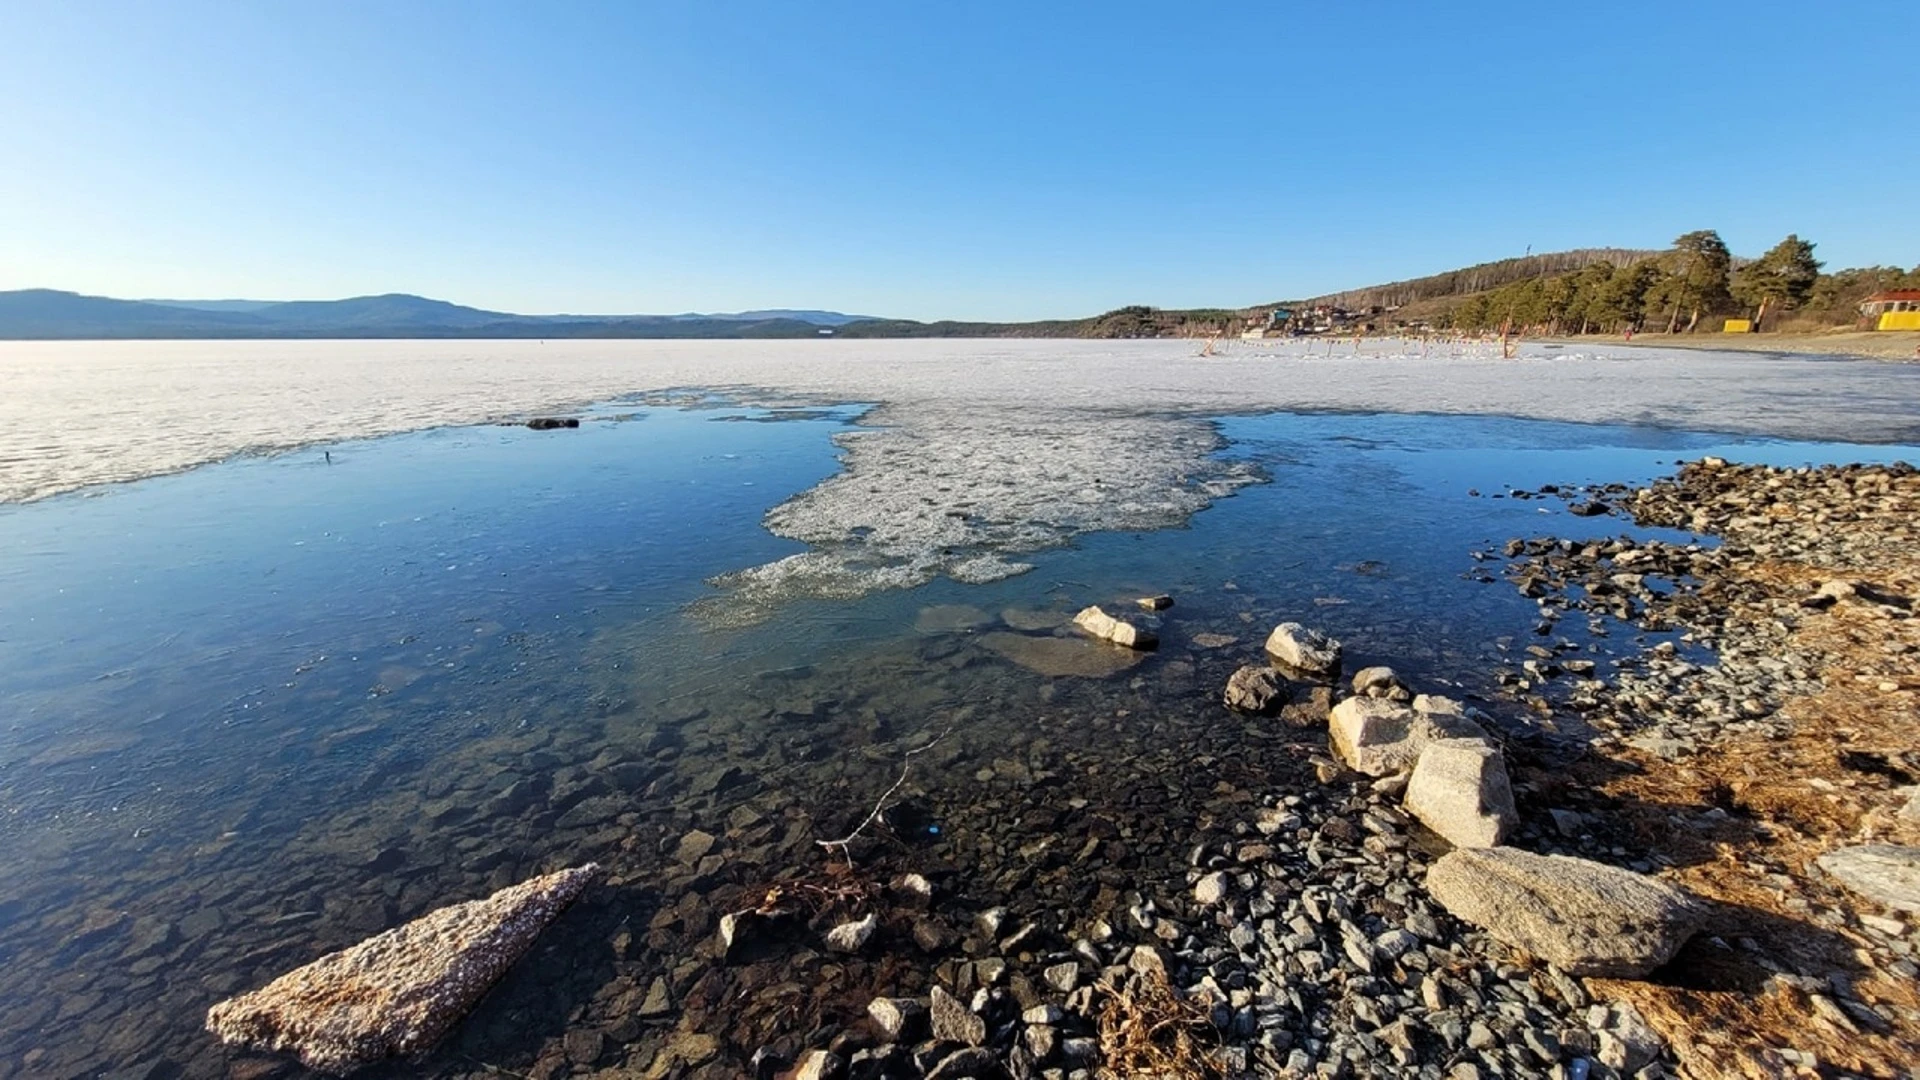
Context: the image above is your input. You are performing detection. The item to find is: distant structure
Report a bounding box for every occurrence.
[1860,290,1920,331]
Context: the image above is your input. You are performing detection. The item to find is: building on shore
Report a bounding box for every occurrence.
[1861,290,1920,331]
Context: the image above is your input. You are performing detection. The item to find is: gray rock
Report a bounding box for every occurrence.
[1403,739,1517,848]
[925,1046,997,1080]
[1593,1003,1663,1072]
[1264,622,1342,677]
[1223,664,1287,713]
[1816,844,1920,913]
[1352,665,1406,698]
[867,996,925,1041]
[1042,960,1080,992]
[1327,698,1418,776]
[1017,1003,1059,1028]
[675,829,717,864]
[929,985,985,1046]
[1427,848,1700,977]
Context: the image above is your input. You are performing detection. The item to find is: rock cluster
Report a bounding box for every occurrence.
[205,864,600,1074]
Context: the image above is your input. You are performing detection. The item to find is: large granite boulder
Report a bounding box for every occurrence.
[1426,849,1699,977]
[1404,739,1516,848]
[1264,622,1342,678]
[206,865,600,1074]
[1817,844,1920,913]
[1328,697,1418,776]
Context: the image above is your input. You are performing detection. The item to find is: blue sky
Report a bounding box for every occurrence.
[1,1,1911,320]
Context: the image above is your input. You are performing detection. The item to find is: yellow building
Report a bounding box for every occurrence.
[1861,290,1920,331]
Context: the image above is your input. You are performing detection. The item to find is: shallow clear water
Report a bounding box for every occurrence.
[1,399,1916,1078]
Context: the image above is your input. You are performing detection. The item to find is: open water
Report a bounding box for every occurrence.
[3,342,1920,1077]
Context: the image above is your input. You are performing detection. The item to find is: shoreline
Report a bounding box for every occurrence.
[1539,329,1920,362]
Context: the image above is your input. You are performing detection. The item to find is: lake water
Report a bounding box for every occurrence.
[3,342,1920,1078]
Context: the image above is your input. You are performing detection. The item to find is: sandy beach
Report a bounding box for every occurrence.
[1547,330,1920,362]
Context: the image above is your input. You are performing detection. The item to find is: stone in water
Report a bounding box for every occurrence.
[205,864,600,1074]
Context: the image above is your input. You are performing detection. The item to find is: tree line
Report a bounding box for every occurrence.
[1440,231,1920,334]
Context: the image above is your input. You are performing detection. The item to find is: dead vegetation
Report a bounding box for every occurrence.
[1093,965,1227,1080]
[1547,494,1920,1077]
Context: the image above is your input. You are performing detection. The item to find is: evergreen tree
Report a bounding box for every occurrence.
[1664,230,1733,332]
[1732,234,1821,329]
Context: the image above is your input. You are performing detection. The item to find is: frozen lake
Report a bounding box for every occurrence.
[3,338,1920,1077]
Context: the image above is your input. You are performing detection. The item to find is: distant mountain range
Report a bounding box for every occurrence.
[0,290,880,339]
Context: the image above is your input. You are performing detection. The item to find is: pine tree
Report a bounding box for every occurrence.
[1732,234,1822,329]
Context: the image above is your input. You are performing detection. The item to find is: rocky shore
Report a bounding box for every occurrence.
[20,454,1920,1080]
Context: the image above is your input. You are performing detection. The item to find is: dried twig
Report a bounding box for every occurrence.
[815,727,950,867]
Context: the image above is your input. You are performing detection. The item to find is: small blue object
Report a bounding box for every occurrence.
[928,825,941,835]
[1569,1059,1591,1080]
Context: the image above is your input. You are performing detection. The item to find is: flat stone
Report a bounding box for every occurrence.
[1042,960,1080,992]
[1404,740,1517,848]
[979,631,1146,678]
[1817,845,1920,913]
[914,604,993,634]
[1426,849,1699,977]
[675,829,717,864]
[1136,594,1174,610]
[928,985,985,1046]
[637,976,672,1018]
[205,865,600,1074]
[925,1047,997,1080]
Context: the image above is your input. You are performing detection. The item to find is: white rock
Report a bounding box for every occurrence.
[1264,622,1342,676]
[1404,739,1517,848]
[1073,605,1156,649]
[825,912,877,952]
[1193,871,1230,906]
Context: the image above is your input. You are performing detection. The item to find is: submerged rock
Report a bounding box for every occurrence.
[524,417,579,430]
[1264,622,1342,678]
[1072,605,1156,649]
[1426,849,1698,977]
[205,864,600,1074]
[1223,664,1287,714]
[1817,844,1920,913]
[913,604,993,634]
[979,631,1146,678]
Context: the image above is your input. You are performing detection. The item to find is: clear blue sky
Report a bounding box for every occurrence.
[1,1,1911,321]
